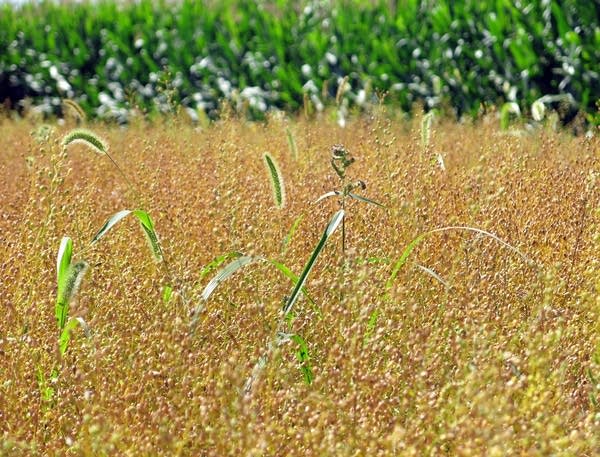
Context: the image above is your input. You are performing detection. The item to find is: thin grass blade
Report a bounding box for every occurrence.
[347,192,385,208]
[386,225,535,290]
[56,236,72,283]
[414,263,450,289]
[59,316,90,355]
[133,209,163,262]
[191,255,257,328]
[91,209,163,261]
[91,209,132,244]
[314,190,341,204]
[282,209,344,316]
[386,233,426,289]
[285,127,297,160]
[199,252,243,281]
[281,214,304,254]
[266,259,318,314]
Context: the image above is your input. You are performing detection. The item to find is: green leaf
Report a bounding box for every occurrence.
[56,236,73,284]
[363,309,380,346]
[266,259,319,315]
[291,334,314,385]
[36,366,55,403]
[91,209,163,262]
[133,209,163,262]
[314,190,341,204]
[347,192,385,208]
[90,209,132,244]
[281,214,304,254]
[59,316,90,355]
[199,252,243,281]
[282,209,344,316]
[191,256,257,327]
[162,285,173,303]
[386,233,426,289]
[191,253,321,330]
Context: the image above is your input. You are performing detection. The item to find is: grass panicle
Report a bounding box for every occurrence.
[263,153,286,209]
[62,99,87,123]
[62,129,107,154]
[56,260,89,330]
[421,111,434,151]
[285,128,298,160]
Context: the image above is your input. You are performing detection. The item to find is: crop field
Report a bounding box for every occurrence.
[1,0,599,124]
[1,110,600,455]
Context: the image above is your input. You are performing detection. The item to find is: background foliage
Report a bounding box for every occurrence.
[0,0,599,121]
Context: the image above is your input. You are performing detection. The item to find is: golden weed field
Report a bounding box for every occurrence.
[2,113,600,455]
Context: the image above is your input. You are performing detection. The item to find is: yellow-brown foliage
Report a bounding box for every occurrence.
[1,112,600,455]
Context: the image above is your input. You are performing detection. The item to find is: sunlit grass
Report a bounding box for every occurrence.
[1,111,599,455]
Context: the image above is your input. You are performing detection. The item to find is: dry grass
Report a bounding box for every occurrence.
[1,111,600,455]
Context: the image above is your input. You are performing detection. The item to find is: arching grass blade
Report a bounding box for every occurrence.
[386,226,536,290]
[282,209,344,316]
[91,209,163,262]
[56,236,73,284]
[314,190,341,204]
[347,192,385,208]
[91,209,132,244]
[59,316,90,356]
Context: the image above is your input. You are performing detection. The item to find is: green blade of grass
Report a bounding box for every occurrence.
[191,253,321,330]
[90,209,133,244]
[282,209,344,316]
[386,225,535,290]
[200,255,256,302]
[133,209,163,262]
[191,255,257,328]
[386,233,426,289]
[91,209,163,262]
[59,316,90,356]
[285,127,297,160]
[290,333,314,385]
[56,236,73,284]
[199,252,244,281]
[266,259,319,316]
[162,285,173,303]
[314,190,341,204]
[347,192,385,208]
[281,214,304,254]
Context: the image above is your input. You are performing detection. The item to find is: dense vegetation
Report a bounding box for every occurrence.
[1,0,599,122]
[1,110,600,454]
